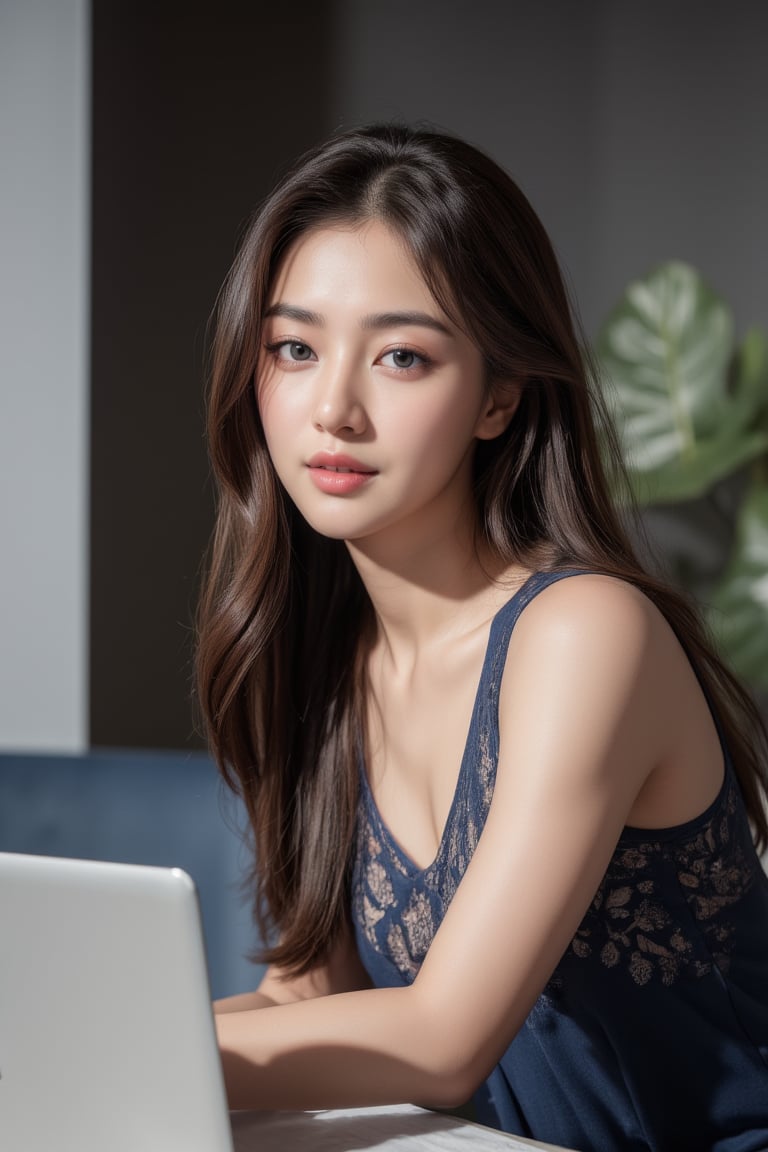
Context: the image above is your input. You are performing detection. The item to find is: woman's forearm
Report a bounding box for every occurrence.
[215,984,473,1112]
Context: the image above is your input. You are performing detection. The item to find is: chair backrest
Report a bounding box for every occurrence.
[0,749,259,998]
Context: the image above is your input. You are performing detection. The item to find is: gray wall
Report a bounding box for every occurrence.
[0,0,89,751]
[332,0,768,338]
[1,0,766,753]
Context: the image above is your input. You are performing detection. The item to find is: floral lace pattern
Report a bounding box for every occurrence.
[352,777,490,982]
[354,752,758,991]
[567,776,757,986]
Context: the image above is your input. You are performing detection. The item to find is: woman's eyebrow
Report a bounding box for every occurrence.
[263,303,324,325]
[263,303,452,337]
[361,311,452,335]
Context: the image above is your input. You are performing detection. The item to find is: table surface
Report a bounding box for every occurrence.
[231,1104,575,1151]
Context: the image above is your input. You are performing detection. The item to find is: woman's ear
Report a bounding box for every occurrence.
[474,381,522,441]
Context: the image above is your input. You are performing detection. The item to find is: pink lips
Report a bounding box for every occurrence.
[307,452,377,495]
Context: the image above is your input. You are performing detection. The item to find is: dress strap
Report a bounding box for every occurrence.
[471,568,593,778]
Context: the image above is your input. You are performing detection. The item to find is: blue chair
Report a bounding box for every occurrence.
[0,749,261,999]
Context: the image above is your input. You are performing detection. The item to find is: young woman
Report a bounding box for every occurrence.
[197,124,768,1151]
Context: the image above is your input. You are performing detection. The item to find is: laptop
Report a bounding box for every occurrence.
[0,851,234,1152]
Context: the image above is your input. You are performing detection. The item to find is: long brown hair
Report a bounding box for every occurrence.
[197,124,768,975]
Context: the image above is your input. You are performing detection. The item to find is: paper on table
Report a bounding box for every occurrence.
[231,1103,575,1152]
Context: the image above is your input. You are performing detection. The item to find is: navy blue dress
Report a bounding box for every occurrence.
[351,570,768,1151]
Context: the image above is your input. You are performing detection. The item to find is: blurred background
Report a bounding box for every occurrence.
[1,0,766,996]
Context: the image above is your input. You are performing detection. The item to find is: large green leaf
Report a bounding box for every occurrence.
[597,263,768,504]
[707,483,768,691]
[625,428,768,505]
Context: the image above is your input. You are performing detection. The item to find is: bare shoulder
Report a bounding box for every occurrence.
[498,573,678,789]
[510,572,664,664]
[495,570,725,832]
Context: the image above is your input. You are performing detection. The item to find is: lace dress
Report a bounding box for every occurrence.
[351,570,768,1152]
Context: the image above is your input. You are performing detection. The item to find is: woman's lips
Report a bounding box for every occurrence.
[307,453,377,495]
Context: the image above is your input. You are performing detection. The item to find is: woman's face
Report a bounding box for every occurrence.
[256,220,514,551]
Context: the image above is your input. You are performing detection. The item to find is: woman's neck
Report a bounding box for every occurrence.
[346,522,525,670]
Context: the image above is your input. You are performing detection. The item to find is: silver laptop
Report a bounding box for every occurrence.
[0,851,234,1152]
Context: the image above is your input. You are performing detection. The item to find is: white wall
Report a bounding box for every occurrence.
[0,0,89,750]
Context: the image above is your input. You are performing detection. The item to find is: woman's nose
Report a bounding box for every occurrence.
[312,358,367,436]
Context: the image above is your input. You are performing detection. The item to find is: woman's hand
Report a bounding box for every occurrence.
[214,919,372,1014]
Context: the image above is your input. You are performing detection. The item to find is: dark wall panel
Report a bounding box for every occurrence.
[90,2,336,747]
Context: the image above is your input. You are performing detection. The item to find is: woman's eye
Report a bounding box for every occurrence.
[273,340,315,362]
[380,348,426,371]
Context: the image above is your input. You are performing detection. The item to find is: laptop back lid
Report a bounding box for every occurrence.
[0,851,234,1152]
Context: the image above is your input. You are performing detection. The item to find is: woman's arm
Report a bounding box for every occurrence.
[216,576,689,1110]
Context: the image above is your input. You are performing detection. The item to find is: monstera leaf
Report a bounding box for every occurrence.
[598,263,768,504]
[707,482,768,692]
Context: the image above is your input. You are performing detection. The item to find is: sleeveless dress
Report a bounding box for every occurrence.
[351,569,768,1152]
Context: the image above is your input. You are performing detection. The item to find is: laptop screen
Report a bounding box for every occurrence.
[0,852,234,1152]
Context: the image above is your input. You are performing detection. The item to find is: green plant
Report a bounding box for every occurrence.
[597,261,768,691]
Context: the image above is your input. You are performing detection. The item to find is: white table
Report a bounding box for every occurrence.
[231,1104,574,1151]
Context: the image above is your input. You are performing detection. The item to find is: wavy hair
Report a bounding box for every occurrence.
[197,124,768,974]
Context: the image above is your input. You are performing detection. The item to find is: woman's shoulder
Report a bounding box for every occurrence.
[497,570,686,777]
[495,569,726,831]
[507,570,662,661]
